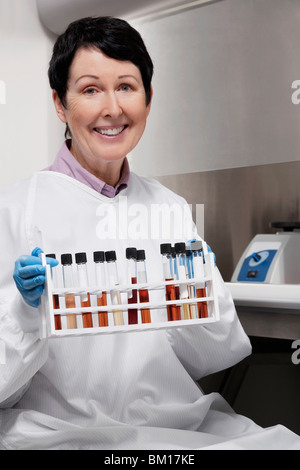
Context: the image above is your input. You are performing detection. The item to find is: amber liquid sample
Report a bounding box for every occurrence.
[97,292,108,327]
[65,293,77,329]
[53,294,62,330]
[166,281,181,321]
[139,288,151,323]
[165,281,175,321]
[196,287,208,318]
[128,277,138,324]
[81,293,93,328]
[182,302,191,320]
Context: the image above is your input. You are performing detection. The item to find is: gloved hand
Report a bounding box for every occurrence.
[13,247,58,308]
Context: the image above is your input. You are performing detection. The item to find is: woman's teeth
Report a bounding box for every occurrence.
[95,126,126,136]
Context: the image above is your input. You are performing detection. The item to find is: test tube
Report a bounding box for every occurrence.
[94,251,108,327]
[160,243,179,321]
[75,252,93,328]
[105,250,124,326]
[61,253,77,329]
[136,250,151,323]
[186,248,198,319]
[171,246,181,319]
[174,242,191,320]
[126,247,138,324]
[190,241,208,318]
[46,253,61,330]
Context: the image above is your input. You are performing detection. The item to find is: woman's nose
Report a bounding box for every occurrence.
[101,91,122,118]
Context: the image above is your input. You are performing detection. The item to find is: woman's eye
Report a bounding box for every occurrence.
[119,84,132,92]
[84,88,97,95]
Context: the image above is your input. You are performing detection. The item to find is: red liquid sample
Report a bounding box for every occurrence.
[128,277,138,324]
[81,293,93,328]
[97,291,108,327]
[196,287,208,318]
[139,288,151,323]
[174,285,182,320]
[53,294,62,330]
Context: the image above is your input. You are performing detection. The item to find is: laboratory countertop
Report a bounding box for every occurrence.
[225,282,300,340]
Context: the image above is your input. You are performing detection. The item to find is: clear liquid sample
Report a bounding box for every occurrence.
[93,251,108,327]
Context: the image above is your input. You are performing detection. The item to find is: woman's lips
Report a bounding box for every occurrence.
[94,125,128,136]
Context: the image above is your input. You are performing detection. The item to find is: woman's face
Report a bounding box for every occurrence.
[53,47,152,175]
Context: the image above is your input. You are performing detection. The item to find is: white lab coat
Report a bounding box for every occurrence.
[0,170,299,450]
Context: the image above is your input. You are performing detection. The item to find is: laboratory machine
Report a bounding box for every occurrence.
[226,222,300,309]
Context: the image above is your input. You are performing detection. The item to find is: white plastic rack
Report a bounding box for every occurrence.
[39,244,220,339]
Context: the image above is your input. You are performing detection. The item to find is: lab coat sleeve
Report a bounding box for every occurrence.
[165,267,252,381]
[0,180,48,406]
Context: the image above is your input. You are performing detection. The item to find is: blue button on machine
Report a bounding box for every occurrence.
[237,250,278,282]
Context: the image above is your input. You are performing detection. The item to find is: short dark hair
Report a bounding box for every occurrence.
[48,16,153,108]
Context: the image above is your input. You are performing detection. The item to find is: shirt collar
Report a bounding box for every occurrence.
[44,140,130,197]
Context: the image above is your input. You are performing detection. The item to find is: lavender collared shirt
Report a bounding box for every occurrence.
[44,140,130,198]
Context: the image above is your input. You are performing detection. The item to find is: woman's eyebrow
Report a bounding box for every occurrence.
[118,74,139,83]
[75,74,139,84]
[75,74,99,84]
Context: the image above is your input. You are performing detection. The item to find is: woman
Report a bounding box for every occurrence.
[0,17,299,450]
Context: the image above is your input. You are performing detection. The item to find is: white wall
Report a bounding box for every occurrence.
[130,0,300,177]
[0,0,63,189]
[1,0,300,187]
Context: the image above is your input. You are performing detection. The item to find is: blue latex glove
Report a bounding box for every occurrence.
[13,247,58,308]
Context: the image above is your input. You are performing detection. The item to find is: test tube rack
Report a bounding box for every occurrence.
[39,245,220,339]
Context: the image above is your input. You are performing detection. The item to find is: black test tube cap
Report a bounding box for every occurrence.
[136,249,146,261]
[160,243,172,255]
[174,242,186,254]
[75,252,87,264]
[61,253,72,265]
[93,251,105,263]
[126,247,137,259]
[105,250,117,262]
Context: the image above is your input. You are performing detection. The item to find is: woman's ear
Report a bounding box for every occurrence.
[146,86,153,117]
[52,90,68,124]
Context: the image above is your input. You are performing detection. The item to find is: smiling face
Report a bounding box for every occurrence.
[53,47,152,183]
